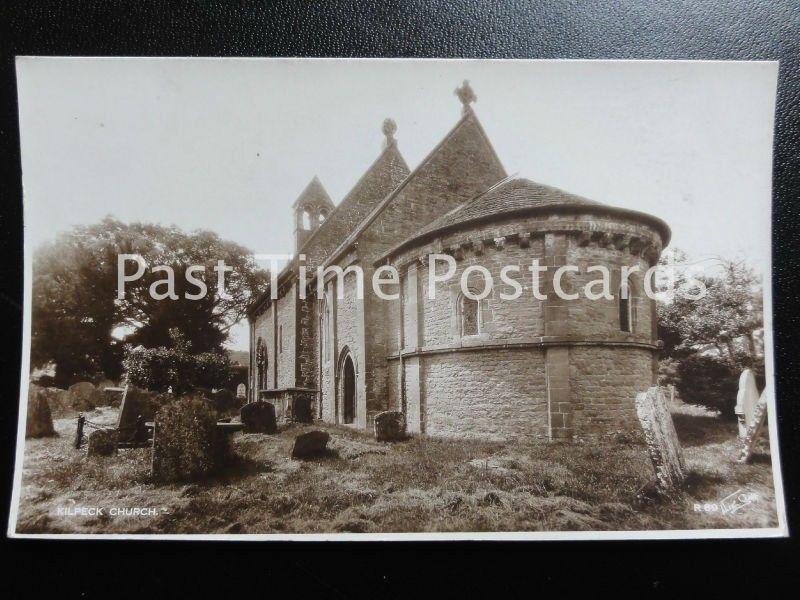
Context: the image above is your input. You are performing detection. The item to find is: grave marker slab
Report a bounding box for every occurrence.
[738,388,769,464]
[635,386,686,491]
[68,381,100,410]
[735,369,760,439]
[26,386,56,439]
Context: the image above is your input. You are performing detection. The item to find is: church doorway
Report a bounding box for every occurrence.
[342,355,356,424]
[342,356,356,423]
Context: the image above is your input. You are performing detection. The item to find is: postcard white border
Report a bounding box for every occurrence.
[8,56,788,541]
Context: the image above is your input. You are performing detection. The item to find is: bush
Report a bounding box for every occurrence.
[211,389,239,414]
[122,329,231,395]
[675,353,763,419]
[151,396,230,483]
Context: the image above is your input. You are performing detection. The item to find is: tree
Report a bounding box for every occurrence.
[123,329,232,396]
[31,227,124,385]
[656,250,764,417]
[31,218,267,386]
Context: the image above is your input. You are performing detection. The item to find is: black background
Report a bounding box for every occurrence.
[1,1,798,596]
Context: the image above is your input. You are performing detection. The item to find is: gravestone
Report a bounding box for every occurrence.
[236,383,246,399]
[117,387,162,443]
[374,411,406,442]
[735,369,760,439]
[87,428,118,457]
[151,397,227,483]
[68,381,100,411]
[738,388,769,463]
[26,386,56,439]
[291,430,330,459]
[240,401,277,434]
[635,387,686,491]
[102,386,126,407]
[292,395,313,423]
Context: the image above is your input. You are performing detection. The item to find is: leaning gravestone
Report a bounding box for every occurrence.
[735,369,760,439]
[26,386,56,439]
[87,428,118,457]
[635,387,686,491]
[374,411,406,442]
[240,401,277,434]
[117,387,162,443]
[291,430,330,459]
[151,397,227,483]
[738,388,769,463]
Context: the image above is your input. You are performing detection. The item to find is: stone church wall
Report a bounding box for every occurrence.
[275,285,297,389]
[384,211,663,440]
[421,348,549,440]
[251,302,275,393]
[569,346,655,435]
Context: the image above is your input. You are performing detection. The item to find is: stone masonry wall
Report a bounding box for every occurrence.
[569,346,656,436]
[252,302,275,394]
[422,348,548,440]
[385,209,663,440]
[356,114,507,426]
[276,285,297,389]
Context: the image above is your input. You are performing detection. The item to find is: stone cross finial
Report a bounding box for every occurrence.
[382,118,397,148]
[455,80,477,114]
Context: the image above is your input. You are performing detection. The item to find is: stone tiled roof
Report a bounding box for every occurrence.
[291,176,335,210]
[380,177,670,262]
[418,178,600,236]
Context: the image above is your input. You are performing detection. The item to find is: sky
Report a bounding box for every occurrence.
[16,58,778,350]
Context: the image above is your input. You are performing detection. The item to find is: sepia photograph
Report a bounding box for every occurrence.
[9,57,786,539]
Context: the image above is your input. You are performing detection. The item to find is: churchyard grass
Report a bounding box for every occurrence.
[15,402,777,534]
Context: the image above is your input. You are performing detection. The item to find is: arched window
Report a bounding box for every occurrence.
[619,280,636,333]
[302,210,312,230]
[318,209,328,224]
[320,296,330,362]
[256,338,267,391]
[460,294,481,336]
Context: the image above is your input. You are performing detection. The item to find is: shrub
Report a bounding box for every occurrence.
[211,389,238,414]
[151,396,230,483]
[675,353,763,419]
[123,329,232,395]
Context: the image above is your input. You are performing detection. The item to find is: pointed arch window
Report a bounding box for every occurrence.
[256,338,268,391]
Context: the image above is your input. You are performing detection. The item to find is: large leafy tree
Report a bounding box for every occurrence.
[31,218,267,387]
[656,250,764,417]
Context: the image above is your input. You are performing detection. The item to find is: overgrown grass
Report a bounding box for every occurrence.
[14,402,779,535]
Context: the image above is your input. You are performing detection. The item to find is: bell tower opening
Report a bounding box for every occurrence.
[291,176,335,254]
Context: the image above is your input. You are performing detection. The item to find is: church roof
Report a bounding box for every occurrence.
[379,177,671,262]
[247,130,410,317]
[291,176,335,210]
[318,108,506,271]
[298,140,410,268]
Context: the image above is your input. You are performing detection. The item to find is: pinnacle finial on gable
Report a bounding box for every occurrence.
[382,118,397,148]
[455,80,477,114]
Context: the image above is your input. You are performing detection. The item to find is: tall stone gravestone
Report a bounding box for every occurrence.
[635,387,686,491]
[26,386,56,438]
[738,387,769,463]
[735,369,760,439]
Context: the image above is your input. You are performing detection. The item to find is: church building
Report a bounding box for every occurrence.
[247,82,670,441]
